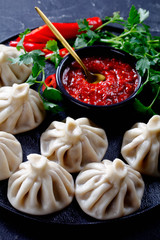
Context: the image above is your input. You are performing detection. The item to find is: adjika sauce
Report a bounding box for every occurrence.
[62,57,139,106]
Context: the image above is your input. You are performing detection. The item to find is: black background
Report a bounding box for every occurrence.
[0,0,160,239]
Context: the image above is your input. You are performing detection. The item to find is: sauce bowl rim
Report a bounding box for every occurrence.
[56,45,141,109]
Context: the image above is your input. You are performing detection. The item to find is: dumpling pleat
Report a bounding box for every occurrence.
[15,177,35,206]
[121,115,160,177]
[0,83,45,134]
[49,171,72,206]
[64,142,82,172]
[1,64,18,86]
[81,136,99,163]
[75,158,144,220]
[0,148,10,180]
[7,154,74,215]
[9,63,31,83]
[0,143,21,172]
[0,131,22,180]
[40,117,108,173]
[0,107,23,133]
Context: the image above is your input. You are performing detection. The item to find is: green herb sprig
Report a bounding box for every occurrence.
[45,40,63,68]
[74,19,100,48]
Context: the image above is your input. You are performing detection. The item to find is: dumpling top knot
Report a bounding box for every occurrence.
[111,158,128,180]
[64,117,83,143]
[12,83,30,101]
[27,154,48,174]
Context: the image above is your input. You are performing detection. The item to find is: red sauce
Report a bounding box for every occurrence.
[62,57,139,106]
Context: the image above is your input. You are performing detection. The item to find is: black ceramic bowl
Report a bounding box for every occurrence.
[56,45,141,112]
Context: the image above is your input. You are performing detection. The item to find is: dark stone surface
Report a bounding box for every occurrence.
[0,0,160,42]
[0,0,160,239]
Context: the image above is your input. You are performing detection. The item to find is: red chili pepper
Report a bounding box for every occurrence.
[44,47,73,58]
[16,37,21,41]
[9,41,46,52]
[16,34,52,43]
[42,73,57,91]
[59,48,70,57]
[86,17,103,30]
[9,40,71,59]
[23,17,102,43]
[9,41,18,47]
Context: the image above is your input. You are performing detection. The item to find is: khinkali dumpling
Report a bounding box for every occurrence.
[0,83,46,134]
[40,117,108,173]
[7,154,74,215]
[0,131,22,180]
[121,115,160,177]
[75,158,144,220]
[0,44,32,87]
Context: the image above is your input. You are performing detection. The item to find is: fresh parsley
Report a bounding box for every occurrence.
[74,19,100,48]
[45,40,63,68]
[16,28,31,52]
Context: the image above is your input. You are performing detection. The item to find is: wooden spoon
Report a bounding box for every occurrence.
[35,7,105,84]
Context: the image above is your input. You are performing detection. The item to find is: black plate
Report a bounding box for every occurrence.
[0,31,160,225]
